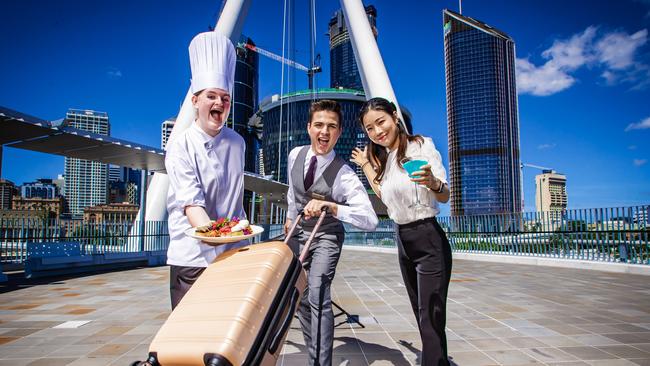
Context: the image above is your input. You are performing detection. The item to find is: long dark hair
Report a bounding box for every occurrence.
[358,97,423,185]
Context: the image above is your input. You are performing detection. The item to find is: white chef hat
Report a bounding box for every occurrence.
[188,32,236,95]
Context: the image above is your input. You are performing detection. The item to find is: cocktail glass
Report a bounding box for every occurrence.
[400,156,430,209]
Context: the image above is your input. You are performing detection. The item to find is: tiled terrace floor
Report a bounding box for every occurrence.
[1,248,649,365]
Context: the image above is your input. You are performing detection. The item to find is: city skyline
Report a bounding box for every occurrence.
[1,0,649,215]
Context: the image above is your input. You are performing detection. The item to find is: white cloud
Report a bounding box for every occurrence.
[515,58,575,96]
[629,145,638,150]
[595,29,647,70]
[542,27,597,69]
[625,116,650,131]
[516,27,596,96]
[107,67,122,79]
[537,143,557,150]
[517,26,649,95]
[633,159,647,167]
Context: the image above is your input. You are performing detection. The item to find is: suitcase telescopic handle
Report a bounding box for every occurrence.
[282,207,329,263]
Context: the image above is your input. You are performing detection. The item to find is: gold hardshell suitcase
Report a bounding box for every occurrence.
[136,211,324,366]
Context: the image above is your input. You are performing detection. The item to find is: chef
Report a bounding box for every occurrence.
[165,31,247,310]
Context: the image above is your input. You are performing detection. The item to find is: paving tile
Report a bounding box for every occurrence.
[25,358,77,366]
[447,351,499,366]
[0,359,34,366]
[521,347,579,363]
[629,359,650,366]
[484,349,542,364]
[573,334,623,346]
[65,357,115,366]
[558,346,621,361]
[505,337,550,348]
[468,338,515,351]
[585,360,639,366]
[596,345,650,359]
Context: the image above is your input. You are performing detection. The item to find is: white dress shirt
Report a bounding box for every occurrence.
[165,122,247,267]
[379,137,448,225]
[286,146,378,231]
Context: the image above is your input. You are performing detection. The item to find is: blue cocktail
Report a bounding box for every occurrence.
[399,156,430,208]
[402,159,428,178]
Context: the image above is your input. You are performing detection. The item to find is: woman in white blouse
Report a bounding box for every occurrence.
[351,97,452,366]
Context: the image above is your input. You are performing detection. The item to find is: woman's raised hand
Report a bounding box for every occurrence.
[350,146,368,167]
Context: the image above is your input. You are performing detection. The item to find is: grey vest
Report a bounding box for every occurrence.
[291,146,345,232]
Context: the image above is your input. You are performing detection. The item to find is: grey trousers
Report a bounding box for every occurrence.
[169,265,205,310]
[288,226,344,366]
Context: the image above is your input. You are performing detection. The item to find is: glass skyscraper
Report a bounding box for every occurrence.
[443,9,522,216]
[328,5,377,91]
[231,35,260,174]
[63,109,109,218]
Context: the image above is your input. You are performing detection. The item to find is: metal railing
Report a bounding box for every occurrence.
[438,205,650,264]
[1,205,648,265]
[0,218,169,263]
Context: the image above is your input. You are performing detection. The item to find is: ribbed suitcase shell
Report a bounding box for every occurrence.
[148,241,306,366]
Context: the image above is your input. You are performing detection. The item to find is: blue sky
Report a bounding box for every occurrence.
[1,0,649,215]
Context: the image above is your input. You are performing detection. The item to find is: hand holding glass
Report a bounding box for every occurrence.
[400,156,430,208]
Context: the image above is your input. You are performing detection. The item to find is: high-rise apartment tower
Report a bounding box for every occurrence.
[535,170,567,219]
[63,109,109,218]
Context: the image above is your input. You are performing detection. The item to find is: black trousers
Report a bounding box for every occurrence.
[169,265,206,310]
[397,217,452,366]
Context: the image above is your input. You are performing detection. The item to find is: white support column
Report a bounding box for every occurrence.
[339,0,405,129]
[141,0,252,223]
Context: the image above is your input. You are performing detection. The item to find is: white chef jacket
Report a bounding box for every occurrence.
[286,146,378,231]
[165,122,247,267]
[379,137,448,225]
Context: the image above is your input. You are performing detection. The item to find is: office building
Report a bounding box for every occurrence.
[108,165,141,205]
[53,174,65,196]
[20,179,59,199]
[0,179,17,210]
[63,109,110,219]
[443,9,522,216]
[535,170,567,219]
[328,5,377,90]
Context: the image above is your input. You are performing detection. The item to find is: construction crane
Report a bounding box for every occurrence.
[239,42,322,89]
[521,163,553,171]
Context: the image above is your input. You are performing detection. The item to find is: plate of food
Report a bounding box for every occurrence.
[184,217,264,245]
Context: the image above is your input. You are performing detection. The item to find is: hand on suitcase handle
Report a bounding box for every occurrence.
[303,199,334,220]
[283,206,328,245]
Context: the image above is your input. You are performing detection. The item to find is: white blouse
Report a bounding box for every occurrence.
[379,137,448,225]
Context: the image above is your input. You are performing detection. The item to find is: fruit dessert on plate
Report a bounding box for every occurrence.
[194,217,253,237]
